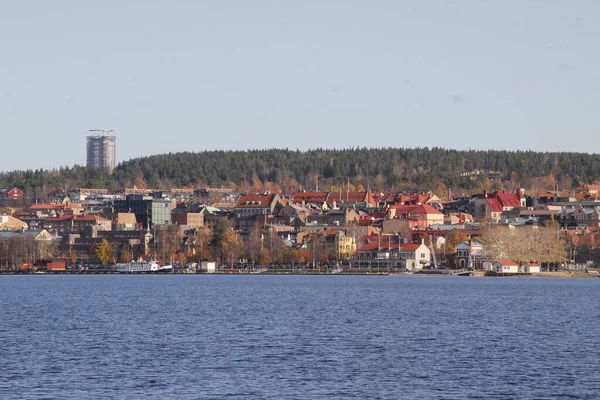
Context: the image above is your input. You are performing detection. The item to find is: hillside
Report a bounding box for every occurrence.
[2,148,600,195]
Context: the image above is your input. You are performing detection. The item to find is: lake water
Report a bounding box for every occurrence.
[1,275,599,399]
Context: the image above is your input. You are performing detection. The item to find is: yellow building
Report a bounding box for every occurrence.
[0,215,28,230]
[335,232,357,260]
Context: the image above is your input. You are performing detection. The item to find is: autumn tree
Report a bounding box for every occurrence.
[221,231,243,268]
[210,218,232,248]
[433,181,449,200]
[480,177,492,192]
[444,232,469,265]
[192,226,213,262]
[95,239,113,265]
[118,245,133,263]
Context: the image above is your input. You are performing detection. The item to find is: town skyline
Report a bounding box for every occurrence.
[4,3,598,398]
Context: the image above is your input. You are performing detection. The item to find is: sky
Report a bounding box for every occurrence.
[1,0,600,172]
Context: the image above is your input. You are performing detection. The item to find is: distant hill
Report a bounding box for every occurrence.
[2,147,600,196]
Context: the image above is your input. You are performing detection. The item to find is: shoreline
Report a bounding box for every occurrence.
[0,269,597,278]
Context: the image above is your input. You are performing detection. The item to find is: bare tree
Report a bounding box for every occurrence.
[482,225,567,267]
[193,226,213,262]
[246,224,263,264]
[154,225,183,265]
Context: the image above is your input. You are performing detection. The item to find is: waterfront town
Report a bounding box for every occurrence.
[1,181,600,275]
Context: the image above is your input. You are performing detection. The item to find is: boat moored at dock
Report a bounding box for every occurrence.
[116,261,160,273]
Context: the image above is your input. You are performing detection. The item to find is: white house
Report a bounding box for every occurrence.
[520,263,541,274]
[201,261,217,273]
[400,242,431,270]
[493,260,519,274]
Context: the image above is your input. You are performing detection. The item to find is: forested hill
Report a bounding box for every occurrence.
[112,148,600,191]
[2,148,600,194]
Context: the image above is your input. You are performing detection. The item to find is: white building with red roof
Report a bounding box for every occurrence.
[520,263,541,274]
[492,260,519,274]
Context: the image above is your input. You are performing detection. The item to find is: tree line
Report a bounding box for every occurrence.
[0,236,58,269]
[92,222,316,268]
[2,148,600,196]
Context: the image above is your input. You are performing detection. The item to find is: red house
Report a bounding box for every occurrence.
[0,187,24,201]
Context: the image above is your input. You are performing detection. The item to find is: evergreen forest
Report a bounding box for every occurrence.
[2,148,600,197]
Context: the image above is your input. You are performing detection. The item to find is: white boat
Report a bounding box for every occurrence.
[330,265,343,274]
[116,260,160,273]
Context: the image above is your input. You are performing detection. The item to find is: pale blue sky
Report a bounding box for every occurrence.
[1,1,599,172]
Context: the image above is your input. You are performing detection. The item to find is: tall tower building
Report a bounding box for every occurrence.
[86,130,116,173]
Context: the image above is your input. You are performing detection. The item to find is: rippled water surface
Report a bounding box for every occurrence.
[1,275,599,399]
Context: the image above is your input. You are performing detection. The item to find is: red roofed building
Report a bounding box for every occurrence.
[484,198,504,223]
[398,193,436,205]
[383,192,438,206]
[474,190,526,223]
[292,192,330,207]
[492,260,520,274]
[371,192,388,206]
[405,204,444,226]
[585,185,600,197]
[444,212,474,225]
[326,191,376,208]
[521,262,541,273]
[496,192,523,208]
[235,193,280,218]
[388,204,443,227]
